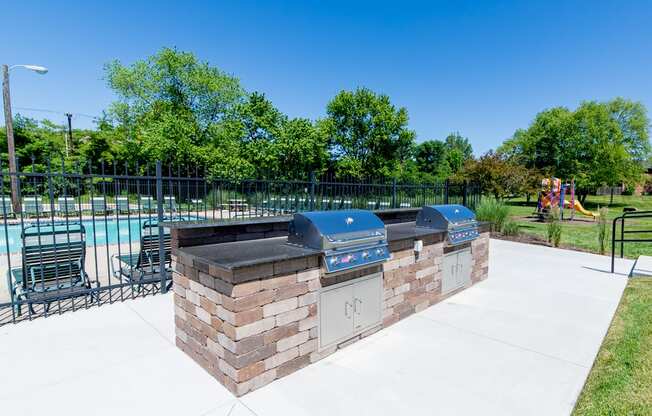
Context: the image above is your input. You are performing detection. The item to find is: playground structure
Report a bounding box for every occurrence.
[536,178,599,220]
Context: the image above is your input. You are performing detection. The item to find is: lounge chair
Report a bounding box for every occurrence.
[400,202,412,208]
[91,197,109,214]
[139,196,156,213]
[321,199,331,210]
[367,201,378,210]
[0,196,14,218]
[379,201,390,210]
[7,222,96,315]
[111,219,173,291]
[115,197,130,214]
[57,197,78,216]
[23,197,44,217]
[342,200,353,210]
[163,196,177,213]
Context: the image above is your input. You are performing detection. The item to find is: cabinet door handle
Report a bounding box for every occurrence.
[344,301,352,319]
[354,298,362,315]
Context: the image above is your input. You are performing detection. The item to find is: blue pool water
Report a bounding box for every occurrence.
[0,216,201,253]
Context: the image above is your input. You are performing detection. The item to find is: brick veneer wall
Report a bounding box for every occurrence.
[172,231,490,397]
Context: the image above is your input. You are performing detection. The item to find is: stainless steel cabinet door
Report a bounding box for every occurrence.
[352,274,382,331]
[457,248,473,287]
[319,284,354,348]
[442,252,458,294]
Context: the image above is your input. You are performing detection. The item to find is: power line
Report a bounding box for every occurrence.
[13,106,101,120]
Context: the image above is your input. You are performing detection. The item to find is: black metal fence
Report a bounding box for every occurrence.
[0,160,480,326]
[611,210,652,273]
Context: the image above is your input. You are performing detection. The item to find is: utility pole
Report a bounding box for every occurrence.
[65,113,73,157]
[2,64,20,213]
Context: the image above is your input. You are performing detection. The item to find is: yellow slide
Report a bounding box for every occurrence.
[565,200,599,218]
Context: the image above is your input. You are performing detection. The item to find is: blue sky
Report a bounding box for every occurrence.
[2,1,651,154]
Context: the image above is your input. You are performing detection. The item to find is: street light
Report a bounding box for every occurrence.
[2,63,49,212]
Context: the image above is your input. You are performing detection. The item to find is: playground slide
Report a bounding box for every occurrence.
[540,196,599,217]
[568,200,599,218]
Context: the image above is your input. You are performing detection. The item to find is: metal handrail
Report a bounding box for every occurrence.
[611,210,652,273]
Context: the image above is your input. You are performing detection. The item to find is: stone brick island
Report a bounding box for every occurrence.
[168,210,490,396]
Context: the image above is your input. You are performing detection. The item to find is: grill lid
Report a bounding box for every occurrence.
[288,210,390,273]
[416,204,479,245]
[416,204,476,229]
[288,210,386,250]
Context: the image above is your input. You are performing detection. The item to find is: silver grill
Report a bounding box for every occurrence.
[416,204,479,245]
[288,210,390,273]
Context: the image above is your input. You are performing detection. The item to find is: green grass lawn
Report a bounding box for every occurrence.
[505,194,652,259]
[572,278,652,415]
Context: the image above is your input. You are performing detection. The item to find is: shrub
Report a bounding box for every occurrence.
[596,207,609,255]
[502,220,520,236]
[546,207,562,247]
[475,198,510,232]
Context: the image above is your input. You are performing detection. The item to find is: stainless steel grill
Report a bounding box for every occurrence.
[288,210,390,273]
[416,204,479,245]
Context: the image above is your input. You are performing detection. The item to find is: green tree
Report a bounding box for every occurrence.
[463,151,539,199]
[324,87,416,178]
[444,132,473,174]
[275,118,328,179]
[499,98,650,202]
[104,47,246,170]
[415,140,451,180]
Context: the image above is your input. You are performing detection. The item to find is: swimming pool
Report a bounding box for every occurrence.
[0,216,201,253]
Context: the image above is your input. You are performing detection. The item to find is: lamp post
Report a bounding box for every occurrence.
[2,64,48,213]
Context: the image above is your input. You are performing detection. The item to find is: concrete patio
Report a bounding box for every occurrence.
[0,239,633,415]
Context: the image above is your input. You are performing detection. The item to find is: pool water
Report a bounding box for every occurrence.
[0,216,200,253]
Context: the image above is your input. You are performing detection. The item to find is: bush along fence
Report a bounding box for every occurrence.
[0,158,480,326]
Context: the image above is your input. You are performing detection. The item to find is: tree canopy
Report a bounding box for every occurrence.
[323,88,416,178]
[499,98,650,198]
[2,47,649,196]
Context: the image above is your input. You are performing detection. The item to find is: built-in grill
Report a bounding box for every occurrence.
[288,210,390,273]
[416,204,480,245]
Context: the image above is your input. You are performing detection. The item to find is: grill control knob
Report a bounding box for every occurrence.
[362,250,369,259]
[375,248,385,256]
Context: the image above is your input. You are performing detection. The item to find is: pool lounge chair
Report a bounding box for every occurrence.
[163,196,177,213]
[367,201,378,210]
[91,197,110,214]
[321,198,331,210]
[115,197,130,214]
[57,197,78,216]
[400,202,412,208]
[110,220,173,291]
[0,196,14,218]
[23,197,44,217]
[7,222,96,315]
[139,196,156,213]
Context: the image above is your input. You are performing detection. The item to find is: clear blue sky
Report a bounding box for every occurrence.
[2,0,651,154]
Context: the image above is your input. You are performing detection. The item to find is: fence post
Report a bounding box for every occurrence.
[462,180,468,207]
[155,161,168,294]
[444,179,450,204]
[391,178,397,209]
[309,171,316,211]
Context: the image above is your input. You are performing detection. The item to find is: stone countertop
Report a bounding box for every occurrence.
[162,216,292,230]
[161,208,422,230]
[178,236,320,270]
[174,221,453,272]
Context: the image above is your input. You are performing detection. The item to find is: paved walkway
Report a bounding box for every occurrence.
[0,239,633,415]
